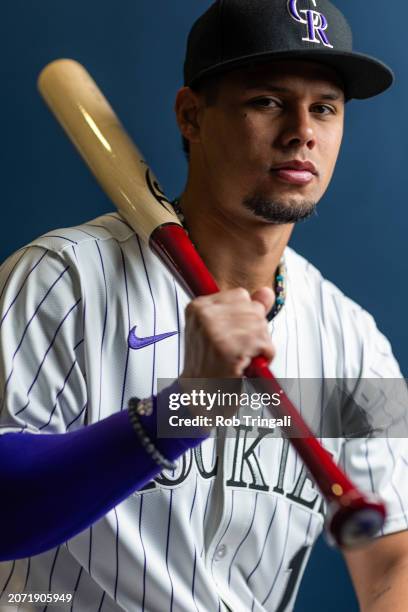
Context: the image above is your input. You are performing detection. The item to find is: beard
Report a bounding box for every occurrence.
[243,194,318,224]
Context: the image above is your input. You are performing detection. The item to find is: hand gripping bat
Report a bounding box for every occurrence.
[38,58,386,547]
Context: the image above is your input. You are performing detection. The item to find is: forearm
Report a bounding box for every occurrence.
[0,385,207,561]
[361,561,408,611]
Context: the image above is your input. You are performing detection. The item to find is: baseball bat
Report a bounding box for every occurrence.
[38,58,386,547]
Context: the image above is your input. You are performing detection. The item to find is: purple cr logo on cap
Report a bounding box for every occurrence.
[288,0,333,48]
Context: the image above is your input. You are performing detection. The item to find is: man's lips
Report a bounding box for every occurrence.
[271,160,317,186]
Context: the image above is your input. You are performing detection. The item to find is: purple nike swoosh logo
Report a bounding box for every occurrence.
[128,326,178,350]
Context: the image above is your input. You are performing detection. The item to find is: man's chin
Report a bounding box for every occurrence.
[242,195,318,224]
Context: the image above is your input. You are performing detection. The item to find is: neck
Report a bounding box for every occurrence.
[177,187,294,295]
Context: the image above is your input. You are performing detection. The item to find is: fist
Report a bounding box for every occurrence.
[181,287,276,379]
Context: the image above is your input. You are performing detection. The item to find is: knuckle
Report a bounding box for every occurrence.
[251,301,266,317]
[198,305,216,327]
[186,297,210,318]
[185,300,197,318]
[190,296,207,310]
[231,287,251,301]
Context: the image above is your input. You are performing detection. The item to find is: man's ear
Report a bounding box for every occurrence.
[174,87,203,147]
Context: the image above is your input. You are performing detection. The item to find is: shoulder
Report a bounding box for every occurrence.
[2,212,141,281]
[284,246,402,377]
[25,212,135,255]
[284,245,364,318]
[0,212,142,309]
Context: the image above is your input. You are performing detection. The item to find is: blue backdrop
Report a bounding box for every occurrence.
[3,2,407,610]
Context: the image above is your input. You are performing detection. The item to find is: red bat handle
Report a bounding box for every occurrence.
[150,223,386,547]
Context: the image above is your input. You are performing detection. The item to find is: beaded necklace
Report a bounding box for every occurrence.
[171,198,287,320]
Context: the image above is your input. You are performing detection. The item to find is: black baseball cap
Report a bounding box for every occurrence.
[184,0,394,100]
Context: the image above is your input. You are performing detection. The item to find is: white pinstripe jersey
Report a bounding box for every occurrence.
[1,212,407,612]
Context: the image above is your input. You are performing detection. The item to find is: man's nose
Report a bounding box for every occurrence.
[278,107,316,150]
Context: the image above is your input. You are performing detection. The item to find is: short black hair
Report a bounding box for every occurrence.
[182,74,222,161]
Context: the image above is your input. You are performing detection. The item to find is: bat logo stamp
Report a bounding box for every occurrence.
[287,0,333,48]
[140,160,176,216]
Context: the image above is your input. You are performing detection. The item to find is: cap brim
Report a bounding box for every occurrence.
[189,49,394,100]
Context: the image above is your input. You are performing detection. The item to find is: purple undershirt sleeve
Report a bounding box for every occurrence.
[0,381,209,561]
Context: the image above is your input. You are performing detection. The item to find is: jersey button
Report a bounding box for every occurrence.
[215,544,227,560]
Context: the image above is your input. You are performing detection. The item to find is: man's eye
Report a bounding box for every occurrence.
[250,97,280,108]
[312,104,336,115]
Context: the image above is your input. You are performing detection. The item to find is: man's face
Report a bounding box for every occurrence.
[191,60,345,225]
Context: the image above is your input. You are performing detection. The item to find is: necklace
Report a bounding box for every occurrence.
[171,198,286,320]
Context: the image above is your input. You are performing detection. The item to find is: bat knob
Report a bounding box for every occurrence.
[326,494,386,548]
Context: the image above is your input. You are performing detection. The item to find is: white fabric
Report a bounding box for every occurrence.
[0,212,407,612]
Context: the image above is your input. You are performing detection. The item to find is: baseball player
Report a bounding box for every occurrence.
[1,1,408,611]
